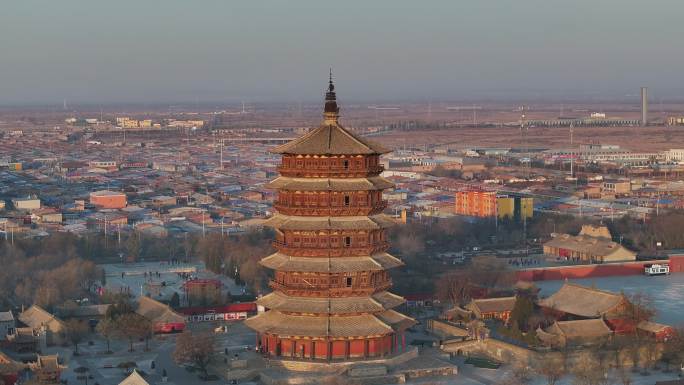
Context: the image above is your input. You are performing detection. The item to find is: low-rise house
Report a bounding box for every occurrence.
[28,354,65,384]
[135,296,186,333]
[150,195,177,207]
[537,319,612,348]
[89,190,127,209]
[31,209,63,224]
[18,306,67,346]
[12,197,41,211]
[637,320,675,342]
[0,311,15,341]
[543,226,636,263]
[465,297,516,323]
[7,327,41,352]
[55,304,110,329]
[191,193,214,205]
[0,350,26,385]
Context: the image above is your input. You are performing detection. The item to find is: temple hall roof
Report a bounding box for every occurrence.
[546,319,612,339]
[538,283,625,318]
[136,296,185,324]
[119,370,150,385]
[467,296,517,314]
[544,233,636,261]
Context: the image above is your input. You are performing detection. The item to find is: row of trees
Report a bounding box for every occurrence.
[0,238,100,309]
[504,328,684,385]
[0,226,275,308]
[95,294,153,352]
[194,230,274,294]
[609,210,684,251]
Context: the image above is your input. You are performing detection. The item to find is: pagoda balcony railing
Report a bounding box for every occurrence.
[273,201,387,216]
[276,166,384,178]
[272,241,389,257]
[269,280,392,297]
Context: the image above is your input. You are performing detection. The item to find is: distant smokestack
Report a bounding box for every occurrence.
[641,87,648,126]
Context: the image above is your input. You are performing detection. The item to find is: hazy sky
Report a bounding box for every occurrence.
[1,0,682,104]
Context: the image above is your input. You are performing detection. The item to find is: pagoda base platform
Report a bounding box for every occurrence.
[257,349,458,385]
[266,347,418,372]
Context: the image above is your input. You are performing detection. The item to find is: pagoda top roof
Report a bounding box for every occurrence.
[271,123,390,155]
[272,76,390,155]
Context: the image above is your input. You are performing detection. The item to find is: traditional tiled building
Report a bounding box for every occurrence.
[246,76,415,360]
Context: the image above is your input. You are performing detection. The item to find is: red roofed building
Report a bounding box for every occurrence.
[182,279,223,307]
[90,190,127,209]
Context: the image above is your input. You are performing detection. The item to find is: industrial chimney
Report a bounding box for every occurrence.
[641,87,648,126]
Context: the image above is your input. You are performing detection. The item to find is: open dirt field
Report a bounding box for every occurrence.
[378,124,684,152]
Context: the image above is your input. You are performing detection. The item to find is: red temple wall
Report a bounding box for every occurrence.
[259,333,396,359]
[331,340,346,358]
[280,339,293,356]
[515,259,678,281]
[349,340,365,357]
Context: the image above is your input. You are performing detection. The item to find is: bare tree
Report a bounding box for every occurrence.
[572,351,609,385]
[501,364,531,385]
[95,317,116,353]
[173,331,216,378]
[533,354,566,385]
[113,313,152,352]
[65,319,89,355]
[616,366,632,385]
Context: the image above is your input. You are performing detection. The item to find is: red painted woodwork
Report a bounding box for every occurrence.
[278,154,384,178]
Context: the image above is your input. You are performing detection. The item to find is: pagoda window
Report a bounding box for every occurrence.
[344,236,351,247]
[344,195,350,206]
[343,160,349,169]
[296,160,304,168]
[346,277,353,287]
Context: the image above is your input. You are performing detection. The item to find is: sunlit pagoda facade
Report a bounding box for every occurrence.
[245,75,415,361]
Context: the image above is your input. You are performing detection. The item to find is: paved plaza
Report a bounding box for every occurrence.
[101,261,244,302]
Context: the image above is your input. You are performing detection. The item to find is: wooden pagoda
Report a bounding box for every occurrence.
[245,75,415,361]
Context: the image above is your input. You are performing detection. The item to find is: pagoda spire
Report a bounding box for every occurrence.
[324,69,339,124]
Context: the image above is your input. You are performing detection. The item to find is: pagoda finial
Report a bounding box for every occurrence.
[324,69,339,124]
